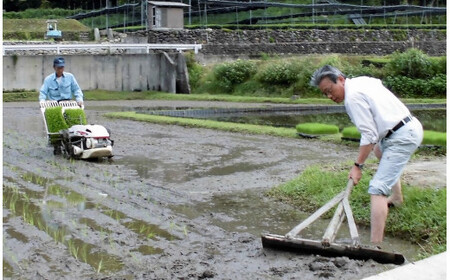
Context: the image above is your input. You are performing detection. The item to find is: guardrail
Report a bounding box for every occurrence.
[2,43,202,55]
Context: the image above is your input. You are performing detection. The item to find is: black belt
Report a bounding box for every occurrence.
[385,115,413,138]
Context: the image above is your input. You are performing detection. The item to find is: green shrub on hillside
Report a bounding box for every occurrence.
[384,74,446,98]
[213,59,256,92]
[296,123,339,135]
[257,60,301,85]
[192,51,445,98]
[386,48,433,79]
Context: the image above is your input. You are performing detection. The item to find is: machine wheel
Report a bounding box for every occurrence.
[61,130,74,159]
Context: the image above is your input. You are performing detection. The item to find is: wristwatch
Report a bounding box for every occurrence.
[354,162,364,170]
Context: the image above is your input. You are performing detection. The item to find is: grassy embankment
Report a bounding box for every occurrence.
[3,89,445,105]
[268,163,446,260]
[3,18,90,40]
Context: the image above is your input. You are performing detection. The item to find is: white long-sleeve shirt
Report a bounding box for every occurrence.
[344,76,411,146]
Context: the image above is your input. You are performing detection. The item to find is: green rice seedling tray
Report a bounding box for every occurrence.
[64,108,87,126]
[341,126,361,142]
[296,123,339,138]
[44,107,69,133]
[422,130,446,147]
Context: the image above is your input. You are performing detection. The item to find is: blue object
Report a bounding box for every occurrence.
[46,30,62,39]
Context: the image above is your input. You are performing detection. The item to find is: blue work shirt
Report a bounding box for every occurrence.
[39,72,83,102]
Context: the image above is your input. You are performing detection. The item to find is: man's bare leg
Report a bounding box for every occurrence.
[374,144,403,207]
[387,180,403,206]
[371,194,389,243]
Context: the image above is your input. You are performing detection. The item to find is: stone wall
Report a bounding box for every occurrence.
[128,28,446,56]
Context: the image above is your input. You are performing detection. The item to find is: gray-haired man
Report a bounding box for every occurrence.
[310,65,423,244]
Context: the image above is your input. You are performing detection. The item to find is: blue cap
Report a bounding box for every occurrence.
[53,57,65,67]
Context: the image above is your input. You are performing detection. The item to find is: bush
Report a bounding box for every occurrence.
[257,60,301,85]
[185,51,204,91]
[342,126,361,139]
[386,48,433,79]
[213,60,256,92]
[296,123,339,135]
[424,74,447,98]
[430,56,447,76]
[422,130,446,146]
[383,74,446,98]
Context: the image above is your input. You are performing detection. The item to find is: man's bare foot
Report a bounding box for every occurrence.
[387,196,403,207]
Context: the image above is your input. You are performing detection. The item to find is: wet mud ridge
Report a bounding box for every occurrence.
[3,101,418,279]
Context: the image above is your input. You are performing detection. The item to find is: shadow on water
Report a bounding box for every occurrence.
[170,189,421,262]
[3,167,178,274]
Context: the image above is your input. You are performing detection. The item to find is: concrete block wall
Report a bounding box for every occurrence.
[3,53,190,93]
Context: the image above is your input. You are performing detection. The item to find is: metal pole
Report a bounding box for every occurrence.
[204,3,207,26]
[106,0,110,30]
[141,0,144,30]
[249,0,252,25]
[189,0,191,25]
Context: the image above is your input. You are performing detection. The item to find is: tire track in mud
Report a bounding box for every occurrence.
[4,102,398,279]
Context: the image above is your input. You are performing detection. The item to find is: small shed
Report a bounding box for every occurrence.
[148,1,190,30]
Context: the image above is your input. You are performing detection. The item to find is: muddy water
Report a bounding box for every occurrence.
[3,101,422,279]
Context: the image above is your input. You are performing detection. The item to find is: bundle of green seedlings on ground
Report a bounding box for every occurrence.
[268,163,446,259]
[295,123,339,135]
[64,109,87,126]
[422,130,446,146]
[44,107,69,133]
[341,126,361,140]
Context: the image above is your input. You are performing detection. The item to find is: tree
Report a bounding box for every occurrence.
[4,0,41,11]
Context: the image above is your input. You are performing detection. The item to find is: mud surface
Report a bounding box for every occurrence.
[3,101,444,279]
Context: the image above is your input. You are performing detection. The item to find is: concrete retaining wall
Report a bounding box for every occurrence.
[3,53,190,93]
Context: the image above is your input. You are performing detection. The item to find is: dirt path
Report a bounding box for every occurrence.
[3,101,445,279]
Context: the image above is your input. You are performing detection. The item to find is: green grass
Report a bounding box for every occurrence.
[422,130,446,146]
[3,18,90,40]
[105,112,298,138]
[296,123,339,135]
[3,18,90,33]
[268,163,446,259]
[3,89,446,105]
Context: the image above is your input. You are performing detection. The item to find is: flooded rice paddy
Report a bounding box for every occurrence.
[140,105,446,132]
[3,101,439,279]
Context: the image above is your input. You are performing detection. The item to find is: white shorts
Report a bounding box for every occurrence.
[368,117,423,196]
